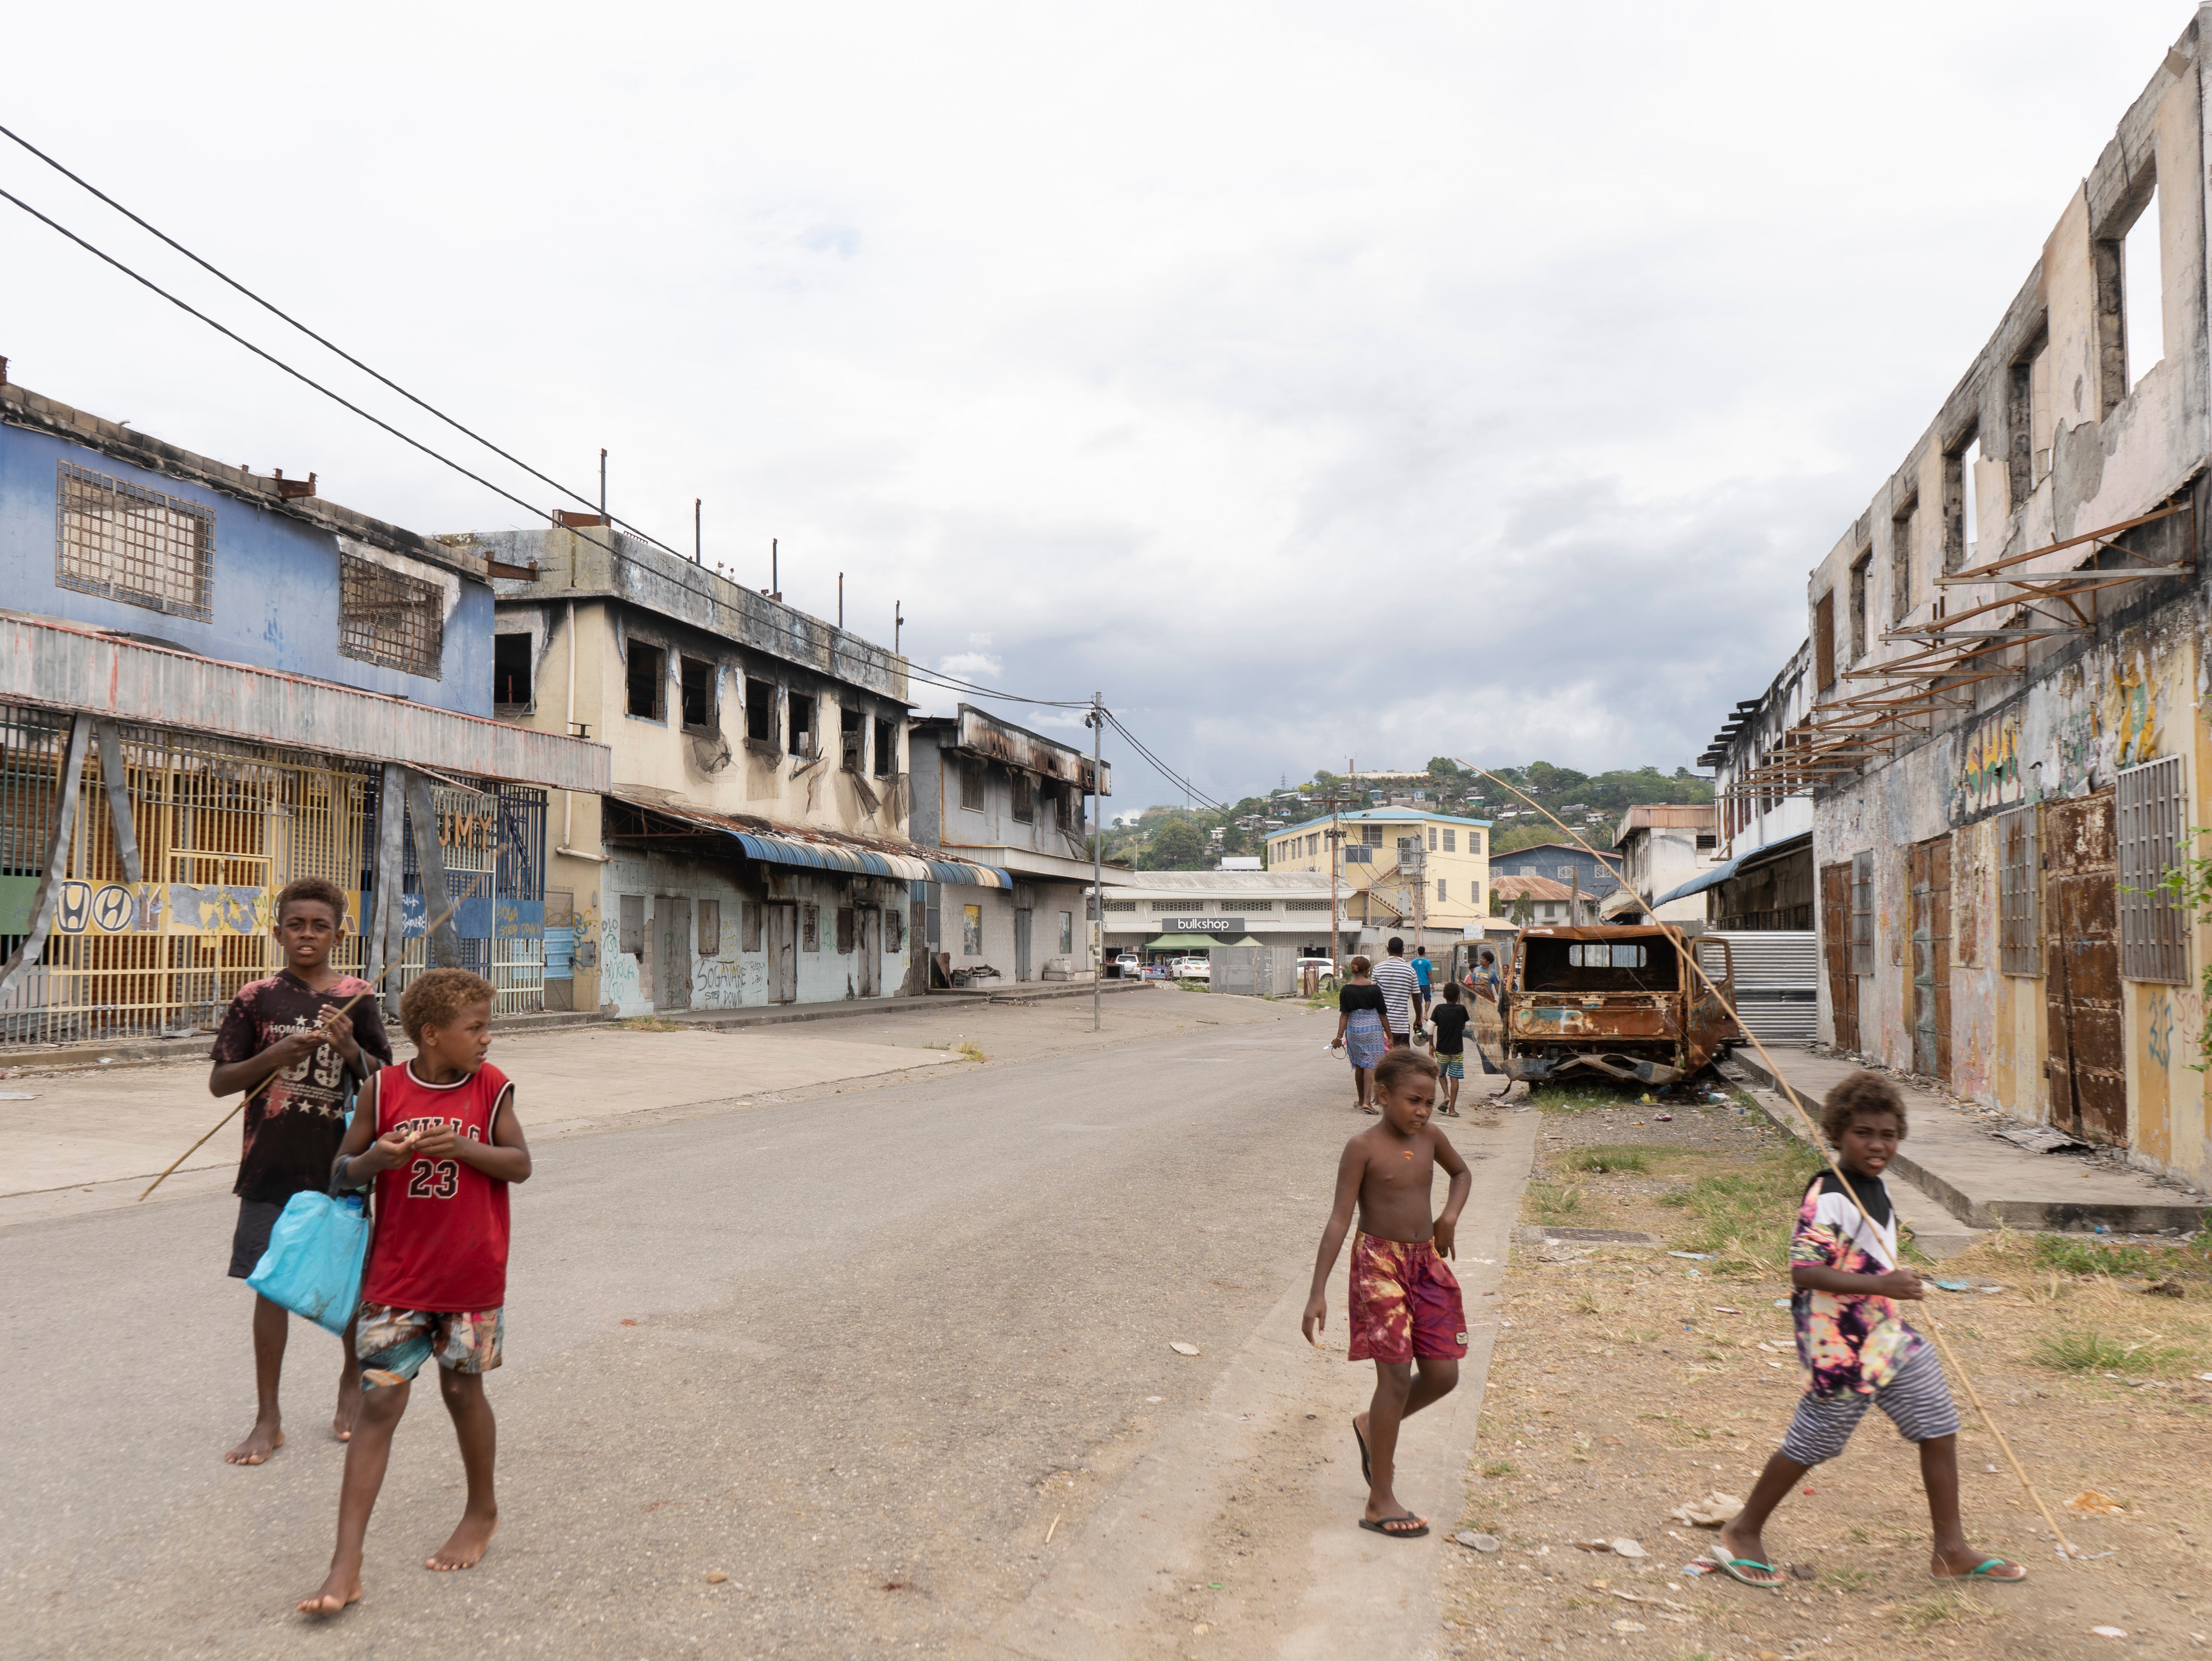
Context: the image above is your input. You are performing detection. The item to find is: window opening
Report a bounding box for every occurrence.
[494,633,533,707]
[1889,502,1916,625]
[801,902,820,952]
[1997,805,2039,976]
[1443,829,1456,852]
[2124,183,2163,391]
[1947,434,1980,573]
[1012,772,1034,823]
[679,656,715,732]
[1815,591,1836,688]
[744,677,776,746]
[960,758,986,812]
[619,894,644,955]
[698,898,721,955]
[873,716,897,778]
[625,640,666,720]
[840,705,865,771]
[1849,552,1871,660]
[787,693,816,757]
[836,906,856,954]
[56,461,215,622]
[340,552,443,677]
[2118,755,2186,982]
[741,901,762,952]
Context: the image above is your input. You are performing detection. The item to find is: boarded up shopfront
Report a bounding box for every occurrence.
[1819,860,1859,1052]
[2042,790,2124,1144]
[1908,835,1952,1083]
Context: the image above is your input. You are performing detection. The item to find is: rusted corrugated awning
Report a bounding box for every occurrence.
[605,792,1012,887]
[1516,925,1684,942]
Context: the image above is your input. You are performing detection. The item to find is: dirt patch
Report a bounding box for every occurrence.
[1438,1082,2212,1658]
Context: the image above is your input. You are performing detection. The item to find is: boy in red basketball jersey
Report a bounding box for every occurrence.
[299,968,531,1617]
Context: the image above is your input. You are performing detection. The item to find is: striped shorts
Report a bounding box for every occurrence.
[1779,1343,1959,1465]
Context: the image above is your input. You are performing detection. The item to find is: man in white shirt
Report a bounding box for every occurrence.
[1371,938,1420,1048]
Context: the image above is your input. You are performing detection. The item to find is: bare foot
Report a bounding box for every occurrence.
[296,1570,361,1616]
[426,1508,498,1571]
[333,1385,361,1443]
[225,1422,285,1466]
[1713,1520,1785,1586]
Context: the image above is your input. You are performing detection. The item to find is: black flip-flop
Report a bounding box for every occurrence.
[1353,1418,1371,1484]
[1359,1513,1429,1539]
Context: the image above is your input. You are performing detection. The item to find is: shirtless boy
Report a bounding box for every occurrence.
[1301,1047,1472,1537]
[210,877,391,1464]
[300,968,531,1616]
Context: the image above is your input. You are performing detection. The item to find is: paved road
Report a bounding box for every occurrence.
[0,998,1533,1659]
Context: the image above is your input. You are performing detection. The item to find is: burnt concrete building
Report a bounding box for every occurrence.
[1733,13,2212,1196]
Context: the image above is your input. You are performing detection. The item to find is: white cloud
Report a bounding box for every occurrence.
[0,0,2191,809]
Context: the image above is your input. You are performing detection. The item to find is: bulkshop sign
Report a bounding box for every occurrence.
[1155,915,1244,936]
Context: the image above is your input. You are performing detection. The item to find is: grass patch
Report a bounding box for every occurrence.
[1529,1183,1585,1220]
[2030,1330,2190,1374]
[1480,1459,1516,1478]
[1664,1141,1824,1270]
[1526,1083,1627,1114]
[613,1016,685,1031]
[1564,1144,1657,1174]
[1887,1589,2001,1633]
[2031,1235,2163,1277]
[1569,1288,1608,1315]
[1824,1566,1877,1593]
[952,1041,988,1063]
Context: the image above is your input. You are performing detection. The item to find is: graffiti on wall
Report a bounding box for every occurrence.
[2110,659,2158,769]
[1952,710,2022,820]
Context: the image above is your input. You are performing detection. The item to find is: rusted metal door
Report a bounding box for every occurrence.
[2043,791,2126,1142]
[1820,861,1859,1051]
[1909,836,1952,1081]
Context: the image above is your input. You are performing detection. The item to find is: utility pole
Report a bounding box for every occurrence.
[771,538,779,601]
[895,601,903,655]
[1091,692,1104,1032]
[1328,790,1342,977]
[838,572,844,630]
[694,499,702,563]
[599,448,607,523]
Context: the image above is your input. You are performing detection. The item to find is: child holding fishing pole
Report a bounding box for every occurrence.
[1714,1071,2025,1589]
[211,878,391,1465]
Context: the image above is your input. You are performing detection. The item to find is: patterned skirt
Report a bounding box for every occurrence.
[1345,1008,1387,1070]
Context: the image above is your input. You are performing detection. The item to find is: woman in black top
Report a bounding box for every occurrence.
[1330,955,1388,1113]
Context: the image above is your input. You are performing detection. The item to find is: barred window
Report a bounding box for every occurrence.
[1102,900,1138,912]
[56,461,214,622]
[2118,756,2187,983]
[1285,899,1328,911]
[339,552,443,677]
[1997,805,2040,977]
[1239,901,1275,912]
[1850,850,1874,977]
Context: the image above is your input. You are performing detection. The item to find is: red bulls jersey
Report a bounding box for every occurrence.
[362,1061,514,1311]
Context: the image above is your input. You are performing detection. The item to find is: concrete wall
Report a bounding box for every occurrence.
[597,848,913,1015]
[0,421,492,714]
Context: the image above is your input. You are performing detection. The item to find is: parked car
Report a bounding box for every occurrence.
[1169,955,1211,981]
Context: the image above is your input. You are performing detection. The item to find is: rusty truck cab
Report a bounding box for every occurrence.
[1479,925,1736,1088]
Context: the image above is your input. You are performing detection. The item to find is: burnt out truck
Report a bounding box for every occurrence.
[1468,925,1739,1087]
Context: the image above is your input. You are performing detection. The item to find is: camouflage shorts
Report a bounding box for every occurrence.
[356,1301,503,1389]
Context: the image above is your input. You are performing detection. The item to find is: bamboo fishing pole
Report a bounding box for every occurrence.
[1455,760,2080,1561]
[136,879,483,1203]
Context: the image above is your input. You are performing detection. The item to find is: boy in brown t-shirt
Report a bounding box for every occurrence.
[209,877,391,1465]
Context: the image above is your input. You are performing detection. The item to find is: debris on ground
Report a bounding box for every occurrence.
[2066,1490,2127,1516]
[1168,1341,1200,1356]
[1668,1493,1742,1527]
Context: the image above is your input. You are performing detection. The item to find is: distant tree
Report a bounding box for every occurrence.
[1426,757,1467,780]
[1144,820,1210,870]
[1219,822,1251,856]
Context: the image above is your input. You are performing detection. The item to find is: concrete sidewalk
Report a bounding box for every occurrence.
[1730,1045,2208,1235]
[0,1026,967,1225]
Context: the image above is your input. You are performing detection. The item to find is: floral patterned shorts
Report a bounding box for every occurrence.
[1348,1233,1467,1365]
[356,1301,504,1389]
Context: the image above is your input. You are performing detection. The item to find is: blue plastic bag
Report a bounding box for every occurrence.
[247,1191,370,1334]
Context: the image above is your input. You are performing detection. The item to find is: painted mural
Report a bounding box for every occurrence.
[1952,710,2022,820]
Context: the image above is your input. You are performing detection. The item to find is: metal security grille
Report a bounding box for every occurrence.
[1850,850,1874,977]
[339,552,443,677]
[55,461,214,622]
[1997,804,2040,976]
[1,704,372,1045]
[2117,755,2187,983]
[380,778,547,1016]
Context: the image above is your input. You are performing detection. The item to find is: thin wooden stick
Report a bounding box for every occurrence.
[1456,761,2080,1561]
[135,880,481,1203]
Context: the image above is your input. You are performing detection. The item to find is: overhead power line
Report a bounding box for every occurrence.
[0,122,689,563]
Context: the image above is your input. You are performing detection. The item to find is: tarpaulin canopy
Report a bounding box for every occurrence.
[1144,933,1226,951]
[607,793,1013,887]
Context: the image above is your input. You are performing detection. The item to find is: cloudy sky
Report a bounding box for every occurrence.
[2,2,2197,810]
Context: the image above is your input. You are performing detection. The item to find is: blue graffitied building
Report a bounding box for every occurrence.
[0,366,608,1044]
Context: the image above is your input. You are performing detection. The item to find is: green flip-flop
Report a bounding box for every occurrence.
[1709,1547,1784,1589]
[1934,1557,2026,1583]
